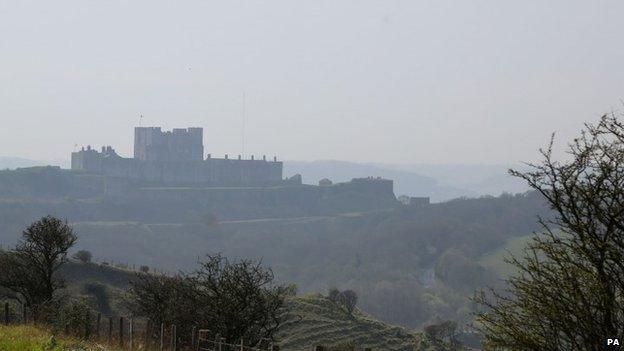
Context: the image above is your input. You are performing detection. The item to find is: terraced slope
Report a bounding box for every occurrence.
[277,294,424,351]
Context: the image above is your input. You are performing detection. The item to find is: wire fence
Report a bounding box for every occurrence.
[2,302,375,351]
[197,330,278,351]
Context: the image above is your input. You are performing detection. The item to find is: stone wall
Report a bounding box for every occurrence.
[71,147,284,185]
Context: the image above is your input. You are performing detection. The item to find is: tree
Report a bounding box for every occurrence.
[341,290,358,314]
[328,288,341,305]
[130,254,287,346]
[0,216,77,312]
[72,249,92,263]
[475,114,624,350]
[423,320,460,351]
[327,288,358,315]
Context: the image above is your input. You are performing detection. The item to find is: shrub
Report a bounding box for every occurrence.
[53,299,92,336]
[73,250,92,263]
[130,254,288,347]
[82,282,111,315]
[139,265,150,273]
[327,288,358,315]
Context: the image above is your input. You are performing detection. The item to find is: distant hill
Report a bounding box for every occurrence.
[284,160,474,202]
[45,192,549,330]
[373,163,530,197]
[0,157,45,169]
[0,156,65,170]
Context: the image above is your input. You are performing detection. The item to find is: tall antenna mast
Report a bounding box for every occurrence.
[241,92,246,156]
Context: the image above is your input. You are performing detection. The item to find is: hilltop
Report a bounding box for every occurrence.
[278,294,422,351]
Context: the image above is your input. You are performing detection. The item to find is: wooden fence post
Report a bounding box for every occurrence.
[191,326,196,351]
[108,317,113,344]
[129,317,134,351]
[170,324,177,351]
[96,313,101,339]
[84,310,90,339]
[145,320,151,349]
[4,302,8,325]
[119,317,124,348]
[159,322,164,351]
[240,339,244,351]
[21,302,26,323]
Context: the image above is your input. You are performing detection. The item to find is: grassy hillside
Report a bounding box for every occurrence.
[60,192,548,328]
[0,325,119,351]
[278,294,423,351]
[52,263,429,350]
[1,192,549,331]
[59,261,137,316]
[478,234,534,277]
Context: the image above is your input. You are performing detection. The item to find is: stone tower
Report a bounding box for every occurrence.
[134,127,204,162]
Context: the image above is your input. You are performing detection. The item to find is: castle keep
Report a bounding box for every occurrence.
[71,127,283,185]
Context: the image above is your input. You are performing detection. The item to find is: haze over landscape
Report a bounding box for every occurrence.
[1,2,624,350]
[2,1,623,166]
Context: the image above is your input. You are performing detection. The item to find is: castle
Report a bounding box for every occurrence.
[71,127,283,185]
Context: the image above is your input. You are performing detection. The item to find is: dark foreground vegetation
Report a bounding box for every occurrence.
[0,217,292,349]
[130,254,288,346]
[476,114,624,350]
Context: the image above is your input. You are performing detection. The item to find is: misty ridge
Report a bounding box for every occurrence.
[0,156,528,202]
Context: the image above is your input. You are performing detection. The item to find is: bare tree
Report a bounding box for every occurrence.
[130,254,287,347]
[475,114,624,350]
[327,288,358,315]
[0,216,76,312]
[341,290,358,315]
[328,288,341,305]
[424,320,460,351]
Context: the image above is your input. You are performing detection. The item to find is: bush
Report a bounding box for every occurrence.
[423,320,460,350]
[284,283,298,296]
[327,288,341,304]
[130,254,288,347]
[73,250,92,263]
[82,282,111,315]
[0,301,18,323]
[53,299,92,336]
[341,290,358,314]
[139,265,150,273]
[327,288,358,315]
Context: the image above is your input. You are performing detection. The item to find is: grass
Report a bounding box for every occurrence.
[0,325,118,351]
[277,294,424,351]
[479,234,534,277]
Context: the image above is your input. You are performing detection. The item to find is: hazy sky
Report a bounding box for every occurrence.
[1,1,623,165]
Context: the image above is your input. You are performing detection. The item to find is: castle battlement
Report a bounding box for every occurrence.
[71,127,283,185]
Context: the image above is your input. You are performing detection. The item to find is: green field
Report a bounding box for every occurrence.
[478,234,534,277]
